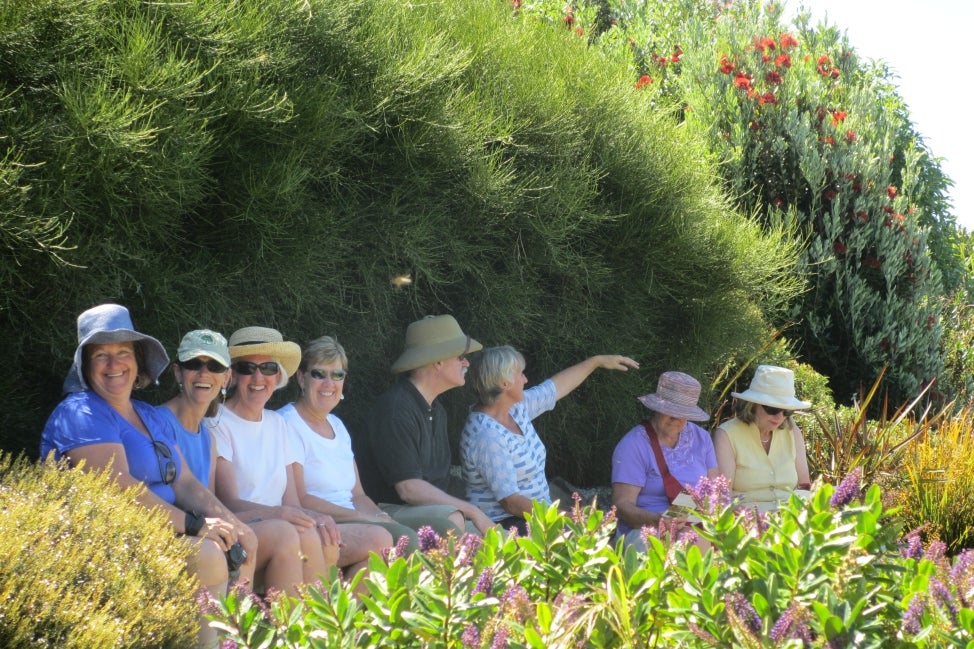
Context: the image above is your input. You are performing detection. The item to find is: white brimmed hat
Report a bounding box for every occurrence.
[391,315,482,373]
[637,371,709,421]
[228,326,301,390]
[731,364,811,410]
[63,304,170,393]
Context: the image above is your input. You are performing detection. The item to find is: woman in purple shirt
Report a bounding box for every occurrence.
[611,371,717,548]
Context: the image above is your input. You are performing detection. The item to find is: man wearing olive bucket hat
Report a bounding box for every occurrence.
[357,315,495,536]
[713,365,812,506]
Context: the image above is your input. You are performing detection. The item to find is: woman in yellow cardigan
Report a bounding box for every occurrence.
[713,365,811,507]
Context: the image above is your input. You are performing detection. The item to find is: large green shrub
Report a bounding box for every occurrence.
[522,0,964,405]
[0,0,801,484]
[0,453,199,648]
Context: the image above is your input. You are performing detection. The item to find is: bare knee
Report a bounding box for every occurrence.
[188,537,229,589]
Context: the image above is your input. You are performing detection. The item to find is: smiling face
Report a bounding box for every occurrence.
[84,341,139,404]
[229,353,279,414]
[297,359,346,416]
[174,355,229,411]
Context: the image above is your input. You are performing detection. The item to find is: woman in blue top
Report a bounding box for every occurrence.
[159,329,305,596]
[461,345,639,534]
[40,304,247,649]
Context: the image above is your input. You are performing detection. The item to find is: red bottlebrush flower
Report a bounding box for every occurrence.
[762,54,772,63]
[576,26,584,36]
[894,213,905,222]
[753,36,776,52]
[672,46,683,63]
[882,205,895,215]
[512,0,521,8]
[775,53,791,68]
[908,207,916,215]
[863,257,881,269]
[765,70,783,85]
[815,105,827,122]
[830,110,847,125]
[856,211,869,222]
[816,54,836,77]
[564,11,574,27]
[882,218,893,228]
[822,135,835,145]
[758,92,777,105]
[833,241,847,255]
[634,75,653,89]
[719,54,735,74]
[887,185,897,199]
[733,72,753,91]
[824,189,838,201]
[844,173,856,180]
[845,130,857,143]
[749,120,761,131]
[779,33,799,49]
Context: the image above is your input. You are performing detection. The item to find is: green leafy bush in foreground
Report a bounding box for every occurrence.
[0,454,199,649]
[211,476,974,648]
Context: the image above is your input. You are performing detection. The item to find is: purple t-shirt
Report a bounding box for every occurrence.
[611,421,716,535]
[40,390,182,504]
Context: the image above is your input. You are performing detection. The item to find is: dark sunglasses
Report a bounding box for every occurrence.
[761,405,792,417]
[151,440,177,485]
[309,368,347,381]
[232,361,280,376]
[178,358,228,373]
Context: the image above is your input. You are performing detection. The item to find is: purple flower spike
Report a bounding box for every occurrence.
[417,525,441,553]
[950,549,974,606]
[725,592,762,636]
[769,602,813,647]
[901,593,925,635]
[931,579,958,621]
[901,528,923,560]
[473,567,494,595]
[829,466,863,508]
[490,624,510,649]
[461,624,481,648]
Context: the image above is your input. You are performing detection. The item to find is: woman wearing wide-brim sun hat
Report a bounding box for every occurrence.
[713,364,812,506]
[611,371,719,550]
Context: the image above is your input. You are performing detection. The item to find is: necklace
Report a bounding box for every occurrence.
[298,400,329,427]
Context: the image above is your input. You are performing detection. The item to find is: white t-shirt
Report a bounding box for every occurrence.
[208,404,296,506]
[278,403,357,510]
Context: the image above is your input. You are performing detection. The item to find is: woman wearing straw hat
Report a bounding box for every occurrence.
[158,329,307,596]
[461,345,639,534]
[40,304,245,648]
[209,326,392,584]
[611,371,718,549]
[713,365,812,506]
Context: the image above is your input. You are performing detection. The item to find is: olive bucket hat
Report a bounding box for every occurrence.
[390,315,482,373]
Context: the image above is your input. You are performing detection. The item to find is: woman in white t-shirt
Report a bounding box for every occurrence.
[280,336,417,556]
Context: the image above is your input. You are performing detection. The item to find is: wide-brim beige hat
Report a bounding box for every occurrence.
[637,371,709,421]
[731,364,811,410]
[228,326,301,390]
[391,315,482,373]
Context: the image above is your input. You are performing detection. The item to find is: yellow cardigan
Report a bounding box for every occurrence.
[720,417,798,503]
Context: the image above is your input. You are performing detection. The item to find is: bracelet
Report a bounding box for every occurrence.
[185,510,205,536]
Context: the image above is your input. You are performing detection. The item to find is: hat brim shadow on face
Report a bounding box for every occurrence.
[229,341,302,390]
[64,330,170,394]
[637,394,710,422]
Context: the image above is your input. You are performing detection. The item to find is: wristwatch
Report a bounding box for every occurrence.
[185,510,205,536]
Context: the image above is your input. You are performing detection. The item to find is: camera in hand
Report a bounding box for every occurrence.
[226,541,247,577]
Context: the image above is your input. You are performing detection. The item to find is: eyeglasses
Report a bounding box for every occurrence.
[179,358,228,373]
[232,361,280,376]
[761,405,792,417]
[309,368,347,381]
[151,440,177,485]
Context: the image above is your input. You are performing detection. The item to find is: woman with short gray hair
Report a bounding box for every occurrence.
[460,346,639,533]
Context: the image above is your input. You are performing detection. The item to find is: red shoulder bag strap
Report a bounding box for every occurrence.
[643,419,684,503]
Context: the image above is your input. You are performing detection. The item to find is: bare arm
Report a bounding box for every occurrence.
[293,461,388,523]
[793,426,811,488]
[349,463,391,520]
[712,427,737,486]
[284,463,340,546]
[395,478,495,534]
[611,482,664,529]
[498,492,535,519]
[213,456,317,528]
[549,355,639,400]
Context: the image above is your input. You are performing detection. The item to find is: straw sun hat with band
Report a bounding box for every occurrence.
[228,326,301,390]
[64,303,170,394]
[636,371,710,422]
[391,315,483,374]
[731,364,811,411]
